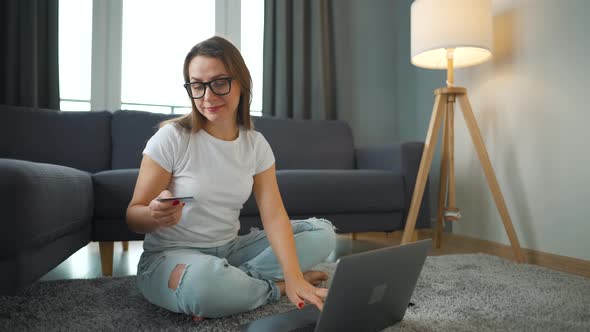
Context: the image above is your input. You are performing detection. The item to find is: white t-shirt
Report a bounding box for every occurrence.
[142,123,275,251]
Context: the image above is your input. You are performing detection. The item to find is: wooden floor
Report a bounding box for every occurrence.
[40,230,590,281]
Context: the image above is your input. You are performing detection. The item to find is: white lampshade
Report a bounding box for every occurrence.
[411,0,493,69]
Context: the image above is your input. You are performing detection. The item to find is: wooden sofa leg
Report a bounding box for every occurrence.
[122,241,129,251]
[99,241,114,276]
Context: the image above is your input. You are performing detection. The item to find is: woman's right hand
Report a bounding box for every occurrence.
[148,190,185,228]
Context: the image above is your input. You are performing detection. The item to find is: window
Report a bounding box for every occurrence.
[240,0,264,116]
[58,0,264,116]
[58,0,92,111]
[121,0,214,115]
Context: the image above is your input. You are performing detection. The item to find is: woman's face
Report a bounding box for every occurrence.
[187,56,241,126]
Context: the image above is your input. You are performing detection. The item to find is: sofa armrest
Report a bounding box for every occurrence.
[355,142,431,229]
[0,159,93,256]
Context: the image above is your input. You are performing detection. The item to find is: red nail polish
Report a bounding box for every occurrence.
[182,202,186,206]
[172,200,180,206]
[298,302,304,309]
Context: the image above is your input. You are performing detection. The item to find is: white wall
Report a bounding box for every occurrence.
[453,0,590,260]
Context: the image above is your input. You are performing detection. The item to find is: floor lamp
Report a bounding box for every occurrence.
[401,0,525,263]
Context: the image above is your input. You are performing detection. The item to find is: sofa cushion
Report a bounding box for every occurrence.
[93,169,139,220]
[92,168,404,223]
[253,117,355,170]
[0,159,93,255]
[0,105,112,173]
[110,111,355,171]
[111,110,177,170]
[241,170,405,215]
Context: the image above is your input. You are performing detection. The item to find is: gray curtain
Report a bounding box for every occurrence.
[263,0,336,120]
[0,0,60,109]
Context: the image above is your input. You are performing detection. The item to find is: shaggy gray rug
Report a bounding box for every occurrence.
[1,253,589,331]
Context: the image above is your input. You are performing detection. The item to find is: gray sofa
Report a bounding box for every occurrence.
[0,105,430,295]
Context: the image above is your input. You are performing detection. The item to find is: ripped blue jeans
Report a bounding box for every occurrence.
[136,218,336,318]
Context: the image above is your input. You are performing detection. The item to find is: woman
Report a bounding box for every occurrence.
[126,36,336,319]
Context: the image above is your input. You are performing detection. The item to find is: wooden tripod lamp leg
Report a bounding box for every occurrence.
[445,97,461,222]
[435,102,450,248]
[457,95,525,263]
[402,94,446,244]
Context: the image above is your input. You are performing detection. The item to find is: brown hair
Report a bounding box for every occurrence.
[161,36,253,132]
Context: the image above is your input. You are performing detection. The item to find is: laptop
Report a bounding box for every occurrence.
[240,238,432,332]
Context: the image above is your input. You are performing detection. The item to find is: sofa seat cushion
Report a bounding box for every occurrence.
[93,169,139,220]
[241,170,405,216]
[93,168,405,222]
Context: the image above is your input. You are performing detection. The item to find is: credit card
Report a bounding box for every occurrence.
[156,196,195,202]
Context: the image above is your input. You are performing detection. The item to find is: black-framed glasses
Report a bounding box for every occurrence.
[183,77,233,99]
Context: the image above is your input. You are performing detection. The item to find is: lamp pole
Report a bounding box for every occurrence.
[446,48,454,87]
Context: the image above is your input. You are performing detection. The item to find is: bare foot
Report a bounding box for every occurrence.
[276,280,286,295]
[303,270,329,286]
[275,271,329,296]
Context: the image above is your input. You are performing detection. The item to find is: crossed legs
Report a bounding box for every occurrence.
[137,218,336,318]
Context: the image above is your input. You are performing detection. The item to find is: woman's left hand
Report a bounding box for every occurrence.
[285,275,329,311]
